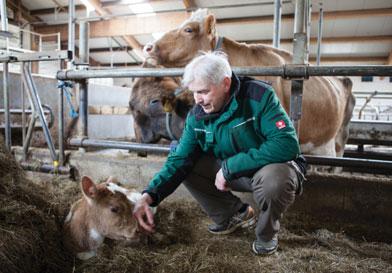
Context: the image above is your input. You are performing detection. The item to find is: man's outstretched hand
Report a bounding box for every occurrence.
[133,193,155,233]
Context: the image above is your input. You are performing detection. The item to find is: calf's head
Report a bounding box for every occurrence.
[80,176,138,241]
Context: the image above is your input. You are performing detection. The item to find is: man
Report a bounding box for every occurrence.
[134,51,306,255]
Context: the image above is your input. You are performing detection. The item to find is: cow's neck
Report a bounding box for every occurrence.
[219,37,292,66]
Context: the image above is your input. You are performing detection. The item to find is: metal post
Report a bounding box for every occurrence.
[306,0,312,62]
[1,0,11,151]
[67,0,75,69]
[290,0,308,136]
[22,63,57,161]
[58,79,64,165]
[272,0,282,48]
[316,3,324,66]
[78,21,89,138]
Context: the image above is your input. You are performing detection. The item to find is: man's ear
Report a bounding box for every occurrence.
[223,76,232,93]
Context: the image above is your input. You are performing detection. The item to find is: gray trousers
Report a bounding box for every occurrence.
[183,155,301,242]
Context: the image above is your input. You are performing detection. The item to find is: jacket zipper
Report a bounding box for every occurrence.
[232,116,255,128]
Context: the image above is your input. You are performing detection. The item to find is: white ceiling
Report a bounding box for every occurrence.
[17,0,392,66]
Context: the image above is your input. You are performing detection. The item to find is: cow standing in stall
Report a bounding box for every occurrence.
[141,9,355,157]
[129,69,193,143]
[64,176,146,260]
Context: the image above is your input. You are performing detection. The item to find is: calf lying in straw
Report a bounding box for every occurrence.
[64,176,152,260]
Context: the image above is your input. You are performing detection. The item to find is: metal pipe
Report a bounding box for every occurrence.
[0,0,8,31]
[290,0,308,135]
[67,0,75,68]
[305,155,392,171]
[294,0,306,34]
[306,0,312,62]
[1,0,10,151]
[272,0,282,48]
[23,63,57,161]
[79,22,89,64]
[22,115,37,161]
[78,21,89,138]
[3,61,11,150]
[68,138,392,171]
[21,66,26,146]
[316,3,324,65]
[20,161,74,176]
[58,82,64,165]
[57,65,392,80]
[69,138,171,154]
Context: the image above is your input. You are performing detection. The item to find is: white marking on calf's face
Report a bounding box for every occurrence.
[90,228,104,245]
[106,182,142,204]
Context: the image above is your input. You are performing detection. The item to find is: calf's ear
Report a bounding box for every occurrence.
[81,176,98,199]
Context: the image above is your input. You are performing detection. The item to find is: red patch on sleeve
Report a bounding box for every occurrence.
[275,120,286,129]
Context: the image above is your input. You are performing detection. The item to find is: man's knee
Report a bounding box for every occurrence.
[251,163,297,199]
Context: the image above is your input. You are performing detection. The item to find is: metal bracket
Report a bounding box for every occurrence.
[283,64,310,80]
[0,50,72,63]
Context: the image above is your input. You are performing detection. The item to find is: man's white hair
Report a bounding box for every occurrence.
[182,51,232,88]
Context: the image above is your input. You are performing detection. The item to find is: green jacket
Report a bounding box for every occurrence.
[144,73,301,206]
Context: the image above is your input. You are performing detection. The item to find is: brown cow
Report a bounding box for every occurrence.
[64,176,144,260]
[129,68,193,143]
[143,9,355,157]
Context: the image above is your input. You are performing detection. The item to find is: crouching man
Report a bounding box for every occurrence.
[134,51,306,255]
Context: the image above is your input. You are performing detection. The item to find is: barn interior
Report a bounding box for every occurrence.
[0,0,391,272]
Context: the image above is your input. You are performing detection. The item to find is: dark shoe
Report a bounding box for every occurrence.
[208,205,256,235]
[252,236,278,255]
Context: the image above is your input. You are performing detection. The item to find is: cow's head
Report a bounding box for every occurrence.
[144,9,217,67]
[129,67,194,143]
[81,176,138,241]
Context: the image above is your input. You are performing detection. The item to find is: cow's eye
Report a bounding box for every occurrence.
[110,206,119,213]
[184,27,193,33]
[150,99,160,105]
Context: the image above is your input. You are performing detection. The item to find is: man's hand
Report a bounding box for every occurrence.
[133,193,155,233]
[215,168,230,191]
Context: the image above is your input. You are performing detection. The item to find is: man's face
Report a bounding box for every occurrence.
[189,77,231,114]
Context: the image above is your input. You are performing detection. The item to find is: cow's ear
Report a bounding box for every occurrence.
[204,14,216,38]
[81,176,97,200]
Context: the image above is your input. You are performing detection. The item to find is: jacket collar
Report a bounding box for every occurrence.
[194,72,241,121]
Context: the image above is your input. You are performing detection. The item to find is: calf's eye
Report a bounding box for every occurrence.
[110,206,119,213]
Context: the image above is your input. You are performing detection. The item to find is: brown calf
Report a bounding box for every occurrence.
[64,176,142,260]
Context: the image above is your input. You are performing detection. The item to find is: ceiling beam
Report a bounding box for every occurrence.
[35,8,392,40]
[82,0,144,61]
[183,0,197,11]
[30,5,86,16]
[35,11,188,39]
[7,0,43,23]
[219,8,392,25]
[242,35,392,45]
